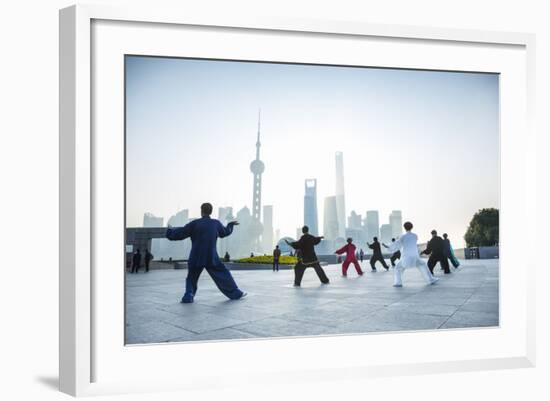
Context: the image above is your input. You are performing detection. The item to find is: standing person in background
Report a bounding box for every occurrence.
[131,249,141,273]
[285,226,330,287]
[383,238,401,268]
[359,248,364,263]
[166,202,247,303]
[335,238,364,277]
[367,237,390,272]
[443,233,460,268]
[273,245,281,272]
[421,230,451,274]
[144,249,154,272]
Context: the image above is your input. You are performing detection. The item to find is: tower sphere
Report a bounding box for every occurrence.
[250,159,265,174]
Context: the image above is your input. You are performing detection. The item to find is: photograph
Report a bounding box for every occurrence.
[124,55,500,345]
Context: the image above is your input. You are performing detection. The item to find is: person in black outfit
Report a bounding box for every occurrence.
[285,226,330,287]
[223,251,230,262]
[421,230,451,274]
[359,248,364,263]
[144,249,154,272]
[131,249,141,273]
[367,237,389,271]
[383,238,401,267]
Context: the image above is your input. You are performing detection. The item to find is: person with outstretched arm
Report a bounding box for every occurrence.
[166,202,246,303]
[388,222,439,287]
[335,237,364,277]
[367,237,390,272]
[421,230,451,274]
[285,226,330,287]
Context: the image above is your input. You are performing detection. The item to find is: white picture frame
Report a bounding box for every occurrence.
[59,4,536,397]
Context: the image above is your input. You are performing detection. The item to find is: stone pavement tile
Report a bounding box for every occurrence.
[232,317,331,337]
[156,302,218,317]
[385,302,459,317]
[207,304,287,321]
[276,302,383,327]
[167,313,248,334]
[125,321,195,344]
[457,301,499,314]
[329,309,448,334]
[439,310,499,329]
[125,305,182,323]
[185,328,259,342]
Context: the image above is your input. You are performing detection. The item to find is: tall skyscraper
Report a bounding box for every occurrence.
[380,224,392,244]
[303,179,319,235]
[167,209,188,227]
[323,196,339,241]
[250,110,264,223]
[366,210,380,241]
[143,212,163,227]
[335,151,346,238]
[262,205,274,252]
[389,210,403,239]
[249,110,265,252]
[217,207,233,224]
[347,210,362,230]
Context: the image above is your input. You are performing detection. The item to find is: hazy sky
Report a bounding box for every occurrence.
[125,56,499,247]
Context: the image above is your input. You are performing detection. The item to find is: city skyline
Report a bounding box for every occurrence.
[125,56,499,247]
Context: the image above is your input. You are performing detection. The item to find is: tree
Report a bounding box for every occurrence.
[464,208,499,247]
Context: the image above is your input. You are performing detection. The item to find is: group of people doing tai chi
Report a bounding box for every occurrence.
[163,202,459,303]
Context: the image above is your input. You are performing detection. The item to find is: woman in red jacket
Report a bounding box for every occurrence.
[335,238,364,277]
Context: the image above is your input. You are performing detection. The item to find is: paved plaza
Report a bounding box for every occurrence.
[125,259,499,345]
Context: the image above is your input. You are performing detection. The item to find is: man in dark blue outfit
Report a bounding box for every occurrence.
[166,203,246,303]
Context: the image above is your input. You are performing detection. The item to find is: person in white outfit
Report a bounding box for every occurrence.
[387,221,439,287]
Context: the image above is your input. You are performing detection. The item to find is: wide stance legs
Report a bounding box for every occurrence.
[342,259,363,276]
[294,262,330,286]
[182,262,244,303]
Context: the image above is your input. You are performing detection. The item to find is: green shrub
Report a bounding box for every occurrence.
[234,255,297,265]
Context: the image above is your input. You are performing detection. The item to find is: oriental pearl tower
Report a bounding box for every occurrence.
[249,110,264,251]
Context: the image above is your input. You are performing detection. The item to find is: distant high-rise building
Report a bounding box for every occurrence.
[303,179,319,235]
[389,210,403,239]
[275,229,281,245]
[335,152,346,238]
[366,210,380,241]
[167,209,188,227]
[380,224,392,244]
[217,207,233,224]
[347,210,362,230]
[143,212,163,227]
[323,196,339,241]
[262,205,274,252]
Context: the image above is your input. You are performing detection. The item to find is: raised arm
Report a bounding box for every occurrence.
[335,244,347,255]
[166,222,193,241]
[218,220,238,238]
[313,236,323,245]
[285,237,302,250]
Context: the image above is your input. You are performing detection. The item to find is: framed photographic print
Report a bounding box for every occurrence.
[59,4,536,397]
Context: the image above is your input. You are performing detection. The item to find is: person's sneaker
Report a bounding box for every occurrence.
[393,284,403,287]
[237,292,248,300]
[371,268,377,272]
[180,296,194,304]
[385,267,389,271]
[342,274,347,277]
[293,283,301,287]
[321,281,330,285]
[430,278,439,285]
[358,272,364,276]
